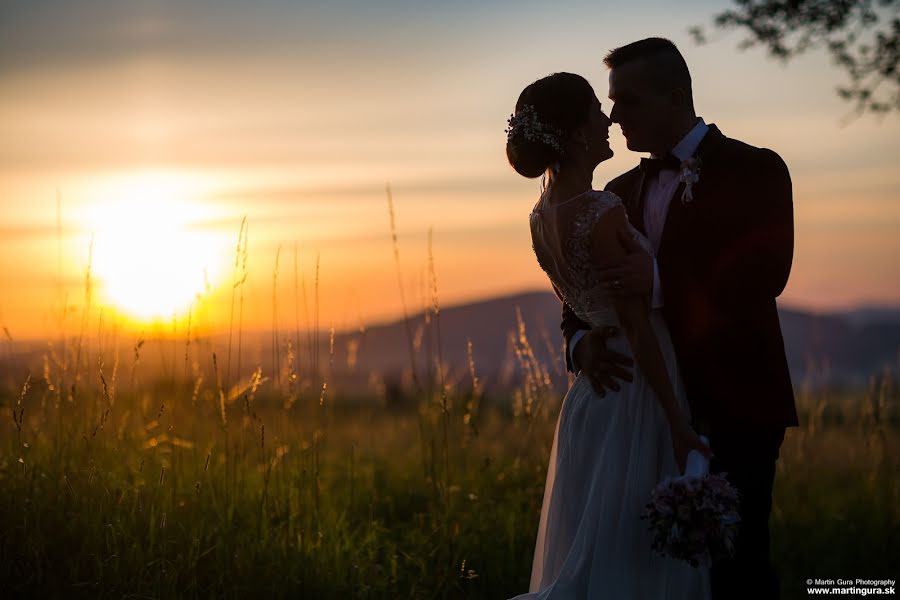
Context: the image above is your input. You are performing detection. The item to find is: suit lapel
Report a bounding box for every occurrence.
[658,181,688,254]
[625,170,649,236]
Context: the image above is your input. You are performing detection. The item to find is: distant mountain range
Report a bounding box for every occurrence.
[329,291,900,391]
[4,291,898,394]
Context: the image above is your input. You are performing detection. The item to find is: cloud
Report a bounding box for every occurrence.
[0,0,504,75]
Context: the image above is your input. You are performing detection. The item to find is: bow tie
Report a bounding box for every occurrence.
[640,155,681,177]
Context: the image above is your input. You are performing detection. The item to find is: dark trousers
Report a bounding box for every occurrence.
[708,427,786,600]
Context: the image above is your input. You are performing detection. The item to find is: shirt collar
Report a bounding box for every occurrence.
[670,117,707,162]
[652,117,708,161]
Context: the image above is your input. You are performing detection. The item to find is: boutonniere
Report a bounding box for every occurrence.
[678,157,702,204]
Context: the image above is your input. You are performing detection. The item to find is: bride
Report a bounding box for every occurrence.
[506,72,712,599]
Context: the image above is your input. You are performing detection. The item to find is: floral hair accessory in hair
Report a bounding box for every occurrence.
[505,104,565,154]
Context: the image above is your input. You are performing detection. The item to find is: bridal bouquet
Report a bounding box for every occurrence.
[640,438,740,568]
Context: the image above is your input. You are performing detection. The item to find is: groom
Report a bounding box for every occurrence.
[561,38,799,599]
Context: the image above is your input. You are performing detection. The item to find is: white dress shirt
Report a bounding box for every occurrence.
[569,118,709,372]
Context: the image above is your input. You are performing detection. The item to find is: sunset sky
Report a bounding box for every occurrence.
[2,0,899,340]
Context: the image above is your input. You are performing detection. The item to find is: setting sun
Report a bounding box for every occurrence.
[83,171,230,322]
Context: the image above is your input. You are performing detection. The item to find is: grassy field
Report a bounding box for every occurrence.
[0,324,897,599]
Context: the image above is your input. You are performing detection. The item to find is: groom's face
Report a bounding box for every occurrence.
[608,59,674,154]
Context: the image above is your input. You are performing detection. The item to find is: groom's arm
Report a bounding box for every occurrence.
[712,148,794,301]
[559,290,634,393]
[560,297,591,373]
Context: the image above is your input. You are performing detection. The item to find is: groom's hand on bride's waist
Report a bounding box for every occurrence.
[574,327,634,397]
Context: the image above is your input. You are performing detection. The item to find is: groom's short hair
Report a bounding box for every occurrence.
[604,37,692,98]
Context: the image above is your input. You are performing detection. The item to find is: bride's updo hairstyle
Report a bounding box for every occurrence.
[506,72,594,178]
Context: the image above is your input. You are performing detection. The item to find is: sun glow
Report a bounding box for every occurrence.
[84,172,230,322]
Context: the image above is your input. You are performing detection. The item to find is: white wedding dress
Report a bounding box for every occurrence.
[513,190,711,599]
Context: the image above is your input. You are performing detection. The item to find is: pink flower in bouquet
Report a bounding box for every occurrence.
[640,453,741,567]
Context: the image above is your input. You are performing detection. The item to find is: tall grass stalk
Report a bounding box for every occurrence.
[314,253,320,415]
[464,337,481,436]
[293,242,303,397]
[226,217,247,396]
[302,271,313,396]
[53,190,68,408]
[237,222,249,400]
[386,183,421,393]
[73,235,95,405]
[428,228,451,499]
[272,243,282,388]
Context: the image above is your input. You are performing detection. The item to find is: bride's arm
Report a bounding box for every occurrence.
[590,205,709,469]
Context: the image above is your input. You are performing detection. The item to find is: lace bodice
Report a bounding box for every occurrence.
[530,190,653,327]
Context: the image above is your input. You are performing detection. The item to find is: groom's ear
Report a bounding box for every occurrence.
[670,87,690,110]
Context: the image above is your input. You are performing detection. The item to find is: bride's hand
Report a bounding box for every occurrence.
[668,415,712,474]
[596,228,653,300]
